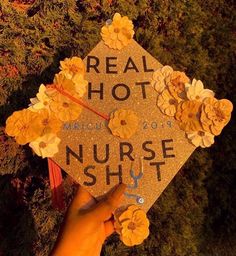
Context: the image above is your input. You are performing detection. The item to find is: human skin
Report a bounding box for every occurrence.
[50,183,127,256]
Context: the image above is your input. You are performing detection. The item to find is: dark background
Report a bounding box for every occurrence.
[0,0,235,255]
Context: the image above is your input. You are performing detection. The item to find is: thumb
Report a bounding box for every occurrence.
[92,183,126,222]
[67,185,95,217]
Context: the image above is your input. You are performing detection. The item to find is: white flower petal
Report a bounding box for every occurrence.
[191,136,202,147]
[195,80,204,91]
[29,134,61,158]
[186,79,212,101]
[161,65,173,77]
[200,89,215,100]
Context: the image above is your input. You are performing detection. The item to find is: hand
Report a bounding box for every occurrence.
[50,183,127,256]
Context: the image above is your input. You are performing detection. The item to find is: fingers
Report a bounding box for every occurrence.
[68,185,95,214]
[104,219,115,237]
[92,183,126,222]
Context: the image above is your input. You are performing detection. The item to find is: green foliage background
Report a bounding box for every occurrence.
[0,0,235,255]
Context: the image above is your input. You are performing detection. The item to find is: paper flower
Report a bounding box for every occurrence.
[165,71,190,101]
[59,57,85,79]
[114,205,149,246]
[200,97,233,135]
[175,100,202,132]
[151,65,173,94]
[101,13,134,50]
[54,73,78,93]
[185,79,214,101]
[45,74,76,97]
[186,131,215,148]
[29,133,61,158]
[37,109,62,135]
[46,73,87,99]
[157,89,178,116]
[108,109,138,139]
[29,84,52,111]
[5,109,42,145]
[71,73,88,98]
[49,94,82,122]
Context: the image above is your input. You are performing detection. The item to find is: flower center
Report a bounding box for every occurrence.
[198,131,205,137]
[39,141,47,148]
[42,118,49,126]
[195,95,200,100]
[169,99,176,105]
[114,28,120,33]
[20,124,28,131]
[43,101,48,106]
[188,113,194,118]
[128,222,136,231]
[120,120,127,125]
[63,102,69,108]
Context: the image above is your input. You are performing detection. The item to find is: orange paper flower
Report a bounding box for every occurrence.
[59,56,85,79]
[165,71,190,101]
[108,109,138,139]
[114,205,149,246]
[101,13,134,50]
[46,73,87,99]
[49,94,82,122]
[71,74,88,98]
[200,97,233,135]
[5,109,42,145]
[175,100,202,132]
[37,109,62,135]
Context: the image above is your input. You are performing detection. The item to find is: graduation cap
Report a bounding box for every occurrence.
[51,38,198,212]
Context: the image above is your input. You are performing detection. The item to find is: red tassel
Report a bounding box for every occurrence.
[47,158,65,211]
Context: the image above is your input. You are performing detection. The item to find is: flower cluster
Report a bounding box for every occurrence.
[114,205,149,246]
[5,57,88,158]
[101,13,134,50]
[151,67,233,148]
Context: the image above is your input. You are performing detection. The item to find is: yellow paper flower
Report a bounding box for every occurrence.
[45,75,74,98]
[165,71,190,101]
[114,205,149,246]
[200,97,233,135]
[151,65,173,93]
[59,57,85,79]
[186,131,215,148]
[157,89,178,117]
[37,109,62,135]
[5,109,42,145]
[29,84,52,111]
[54,73,77,92]
[185,79,214,101]
[49,94,82,122]
[71,73,88,98]
[175,100,202,132]
[108,109,138,139]
[101,13,134,50]
[29,133,61,158]
[46,73,87,98]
